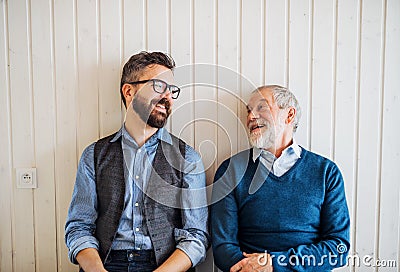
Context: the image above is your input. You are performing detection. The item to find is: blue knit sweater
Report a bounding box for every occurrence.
[211,147,350,272]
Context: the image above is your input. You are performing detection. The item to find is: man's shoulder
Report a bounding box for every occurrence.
[216,148,252,174]
[80,142,96,162]
[168,132,187,146]
[300,147,339,170]
[96,131,121,144]
[225,148,252,165]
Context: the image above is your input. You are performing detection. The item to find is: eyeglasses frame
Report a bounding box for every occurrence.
[124,79,181,99]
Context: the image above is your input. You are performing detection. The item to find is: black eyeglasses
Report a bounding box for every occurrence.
[125,79,181,99]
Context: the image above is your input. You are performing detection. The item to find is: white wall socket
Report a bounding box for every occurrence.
[16,168,37,189]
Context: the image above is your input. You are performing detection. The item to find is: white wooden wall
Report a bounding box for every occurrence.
[1,0,399,271]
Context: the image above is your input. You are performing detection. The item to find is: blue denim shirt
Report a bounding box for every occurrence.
[65,126,209,266]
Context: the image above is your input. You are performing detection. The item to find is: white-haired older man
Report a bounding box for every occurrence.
[211,85,350,272]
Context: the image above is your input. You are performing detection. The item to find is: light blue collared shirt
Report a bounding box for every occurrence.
[65,126,209,267]
[252,139,302,177]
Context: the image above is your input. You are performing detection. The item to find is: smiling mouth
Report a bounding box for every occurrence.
[155,103,166,112]
[249,123,266,133]
[150,97,171,118]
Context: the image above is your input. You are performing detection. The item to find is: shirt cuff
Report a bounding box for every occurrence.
[68,235,99,264]
[174,228,207,267]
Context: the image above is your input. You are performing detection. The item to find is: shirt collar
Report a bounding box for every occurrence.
[252,138,301,162]
[110,125,173,146]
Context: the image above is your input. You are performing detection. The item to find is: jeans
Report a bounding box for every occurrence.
[78,249,196,272]
[106,250,157,272]
[77,250,157,272]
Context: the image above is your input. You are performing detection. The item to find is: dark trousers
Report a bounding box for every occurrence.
[79,250,156,272]
[104,250,157,272]
[79,249,196,272]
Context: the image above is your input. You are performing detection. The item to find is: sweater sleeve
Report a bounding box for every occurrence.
[269,163,350,271]
[210,160,245,272]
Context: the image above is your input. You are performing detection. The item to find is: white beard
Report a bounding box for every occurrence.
[249,127,275,149]
[248,117,285,150]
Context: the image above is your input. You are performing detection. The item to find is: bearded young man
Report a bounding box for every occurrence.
[65,51,209,272]
[211,85,350,272]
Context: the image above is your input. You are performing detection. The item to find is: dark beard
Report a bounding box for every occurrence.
[131,96,171,128]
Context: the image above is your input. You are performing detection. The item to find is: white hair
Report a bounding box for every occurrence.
[253,85,302,132]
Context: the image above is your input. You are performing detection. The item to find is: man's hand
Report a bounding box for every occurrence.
[230,252,273,272]
[76,248,108,272]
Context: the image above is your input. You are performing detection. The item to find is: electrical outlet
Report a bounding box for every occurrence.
[16,168,37,189]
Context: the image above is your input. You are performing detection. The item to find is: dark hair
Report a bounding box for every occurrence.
[120,51,176,107]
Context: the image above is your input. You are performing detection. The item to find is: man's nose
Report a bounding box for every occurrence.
[160,88,173,103]
[248,110,259,120]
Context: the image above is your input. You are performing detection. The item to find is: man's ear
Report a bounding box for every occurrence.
[286,107,296,124]
[122,83,137,104]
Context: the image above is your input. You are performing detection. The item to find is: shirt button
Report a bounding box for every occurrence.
[135,202,139,207]
[129,253,134,258]
[135,227,140,232]
[135,175,139,179]
[138,149,142,153]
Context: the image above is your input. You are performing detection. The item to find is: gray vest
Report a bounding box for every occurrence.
[93,132,186,265]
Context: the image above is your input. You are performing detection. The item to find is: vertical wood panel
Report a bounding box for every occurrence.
[217,0,240,164]
[287,0,311,147]
[355,0,383,270]
[0,0,13,270]
[99,0,122,137]
[193,0,217,182]
[241,0,263,88]
[379,0,400,267]
[8,0,36,269]
[310,0,335,157]
[53,0,78,270]
[170,0,194,146]
[76,0,99,155]
[30,0,57,270]
[123,0,145,60]
[334,1,359,270]
[147,0,169,52]
[265,0,287,84]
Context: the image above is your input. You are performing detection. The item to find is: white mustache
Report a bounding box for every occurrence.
[248,120,268,131]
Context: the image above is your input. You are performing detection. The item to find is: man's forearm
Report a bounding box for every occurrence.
[154,248,192,272]
[76,248,107,272]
